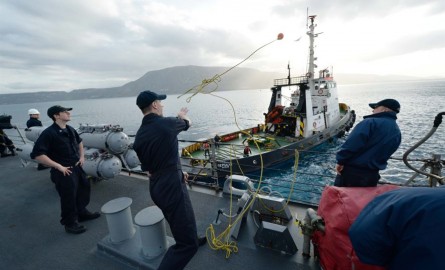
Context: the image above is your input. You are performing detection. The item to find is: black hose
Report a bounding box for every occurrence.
[433,112,445,128]
[402,112,444,181]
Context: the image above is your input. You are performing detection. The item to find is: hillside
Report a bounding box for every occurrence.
[0,65,436,105]
[0,66,282,105]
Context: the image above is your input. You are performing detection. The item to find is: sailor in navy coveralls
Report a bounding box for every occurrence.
[31,105,100,234]
[335,99,402,187]
[133,90,205,270]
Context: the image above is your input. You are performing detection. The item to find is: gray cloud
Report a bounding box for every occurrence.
[310,0,445,19]
[363,29,445,61]
[1,0,257,92]
[0,0,444,94]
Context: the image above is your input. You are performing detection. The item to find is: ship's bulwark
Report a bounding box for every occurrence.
[0,155,320,270]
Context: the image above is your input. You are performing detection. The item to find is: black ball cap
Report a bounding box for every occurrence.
[47,105,72,118]
[136,90,167,110]
[369,99,400,113]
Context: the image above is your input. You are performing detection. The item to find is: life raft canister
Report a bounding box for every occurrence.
[312,185,399,270]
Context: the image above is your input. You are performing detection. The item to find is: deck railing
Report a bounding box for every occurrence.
[274,76,308,86]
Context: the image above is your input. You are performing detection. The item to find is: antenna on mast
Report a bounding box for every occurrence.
[306,7,309,29]
[287,61,291,83]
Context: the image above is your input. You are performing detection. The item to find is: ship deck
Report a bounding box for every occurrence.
[0,155,320,270]
[183,130,294,160]
[180,129,300,182]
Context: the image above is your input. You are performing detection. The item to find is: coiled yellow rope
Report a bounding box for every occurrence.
[178,33,291,258]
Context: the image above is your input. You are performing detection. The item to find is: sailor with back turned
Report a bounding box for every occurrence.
[335,99,402,187]
[133,90,206,270]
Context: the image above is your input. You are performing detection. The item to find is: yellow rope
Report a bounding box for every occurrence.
[206,224,238,258]
[204,133,299,255]
[257,149,299,214]
[202,94,267,257]
[178,33,284,259]
[178,33,284,102]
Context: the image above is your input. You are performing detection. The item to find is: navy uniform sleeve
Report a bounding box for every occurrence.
[173,117,189,134]
[30,129,51,159]
[336,119,372,164]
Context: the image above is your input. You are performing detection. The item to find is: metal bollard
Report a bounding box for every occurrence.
[134,206,167,258]
[101,197,135,243]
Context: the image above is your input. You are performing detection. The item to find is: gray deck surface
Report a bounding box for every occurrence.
[0,155,320,270]
[186,132,290,160]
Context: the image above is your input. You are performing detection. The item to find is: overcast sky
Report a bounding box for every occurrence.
[1,0,444,94]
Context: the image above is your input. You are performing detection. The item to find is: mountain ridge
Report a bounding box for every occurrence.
[0,66,282,105]
[0,65,440,105]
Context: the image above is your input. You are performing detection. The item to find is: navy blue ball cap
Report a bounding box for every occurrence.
[47,105,72,118]
[136,90,167,110]
[369,99,400,113]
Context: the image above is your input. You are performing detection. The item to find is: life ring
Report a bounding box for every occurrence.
[318,89,323,95]
[313,122,317,128]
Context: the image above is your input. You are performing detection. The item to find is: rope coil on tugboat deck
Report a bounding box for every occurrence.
[173,33,285,258]
[402,112,445,185]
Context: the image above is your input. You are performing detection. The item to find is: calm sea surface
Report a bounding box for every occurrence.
[2,80,444,204]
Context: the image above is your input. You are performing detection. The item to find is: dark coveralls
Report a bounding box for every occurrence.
[214,135,221,148]
[349,187,445,269]
[335,111,401,187]
[30,123,91,226]
[0,129,15,155]
[26,117,43,128]
[133,113,199,270]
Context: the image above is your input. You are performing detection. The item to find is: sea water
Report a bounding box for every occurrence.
[1,79,444,204]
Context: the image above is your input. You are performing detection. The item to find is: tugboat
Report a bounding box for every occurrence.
[181,15,356,188]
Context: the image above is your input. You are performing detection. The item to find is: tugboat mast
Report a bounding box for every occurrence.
[307,15,317,79]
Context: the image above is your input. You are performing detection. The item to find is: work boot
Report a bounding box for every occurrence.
[65,222,86,234]
[78,210,101,222]
[5,146,16,156]
[1,152,11,158]
[198,236,207,246]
